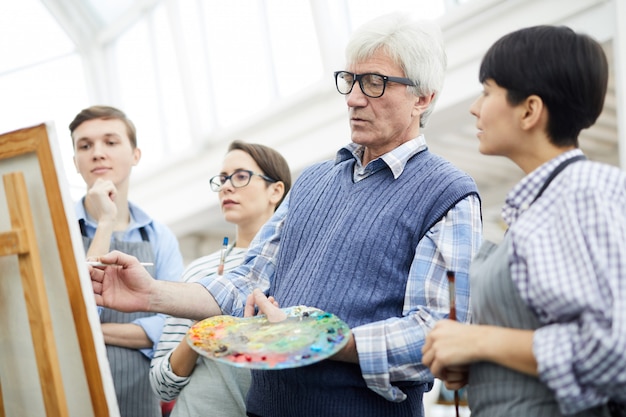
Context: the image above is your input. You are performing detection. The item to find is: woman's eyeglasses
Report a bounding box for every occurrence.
[210,169,277,192]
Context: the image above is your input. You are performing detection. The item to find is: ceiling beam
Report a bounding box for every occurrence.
[40,0,102,48]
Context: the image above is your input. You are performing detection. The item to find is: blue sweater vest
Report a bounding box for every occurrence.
[247,149,479,417]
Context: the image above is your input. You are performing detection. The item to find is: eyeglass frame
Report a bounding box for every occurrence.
[333,71,416,98]
[209,169,277,192]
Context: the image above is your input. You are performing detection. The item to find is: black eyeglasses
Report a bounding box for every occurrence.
[334,71,416,98]
[210,169,277,192]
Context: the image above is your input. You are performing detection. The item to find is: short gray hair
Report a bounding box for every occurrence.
[345,12,447,127]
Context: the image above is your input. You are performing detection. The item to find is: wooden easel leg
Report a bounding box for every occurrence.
[3,172,69,417]
[0,379,5,417]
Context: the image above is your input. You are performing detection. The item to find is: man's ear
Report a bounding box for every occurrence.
[412,92,435,117]
[519,95,546,131]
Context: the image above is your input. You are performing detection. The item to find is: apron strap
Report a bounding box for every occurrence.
[78,218,87,237]
[139,226,149,242]
[531,154,586,205]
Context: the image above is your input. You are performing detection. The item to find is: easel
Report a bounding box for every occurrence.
[0,171,69,416]
[0,124,117,416]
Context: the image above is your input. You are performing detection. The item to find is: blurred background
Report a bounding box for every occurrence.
[0,0,623,267]
[0,1,623,415]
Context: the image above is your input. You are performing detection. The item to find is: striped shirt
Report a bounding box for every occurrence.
[149,246,246,401]
[505,149,626,413]
[200,136,483,402]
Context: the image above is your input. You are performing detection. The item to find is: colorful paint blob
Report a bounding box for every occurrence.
[187,306,351,369]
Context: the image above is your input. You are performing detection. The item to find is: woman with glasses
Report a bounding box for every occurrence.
[150,140,291,417]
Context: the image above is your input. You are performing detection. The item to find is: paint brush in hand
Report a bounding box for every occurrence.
[447,270,460,417]
[217,237,228,276]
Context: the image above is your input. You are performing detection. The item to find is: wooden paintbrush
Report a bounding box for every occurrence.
[446,270,460,417]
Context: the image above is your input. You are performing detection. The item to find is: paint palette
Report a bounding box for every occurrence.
[187,306,351,369]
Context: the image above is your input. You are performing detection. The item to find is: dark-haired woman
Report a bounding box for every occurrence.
[423,25,625,417]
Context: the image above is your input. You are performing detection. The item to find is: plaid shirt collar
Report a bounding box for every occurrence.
[335,135,427,180]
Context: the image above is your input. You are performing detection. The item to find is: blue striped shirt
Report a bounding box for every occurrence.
[200,136,483,401]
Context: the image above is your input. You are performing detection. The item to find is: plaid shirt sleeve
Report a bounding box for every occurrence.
[511,180,626,413]
[353,194,482,401]
[198,196,289,317]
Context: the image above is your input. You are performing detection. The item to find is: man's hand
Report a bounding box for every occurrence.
[243,289,286,322]
[85,178,118,223]
[90,250,154,312]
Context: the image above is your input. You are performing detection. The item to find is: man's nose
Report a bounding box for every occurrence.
[91,142,106,158]
[346,82,368,106]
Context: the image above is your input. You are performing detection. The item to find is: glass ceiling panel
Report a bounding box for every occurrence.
[0,0,75,75]
[150,5,193,155]
[81,0,134,26]
[202,1,274,128]
[265,0,324,97]
[113,12,170,170]
[0,0,89,199]
[0,54,89,197]
[346,0,446,30]
[177,1,215,138]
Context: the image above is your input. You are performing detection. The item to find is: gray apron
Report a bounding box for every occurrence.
[467,234,610,417]
[80,220,160,417]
